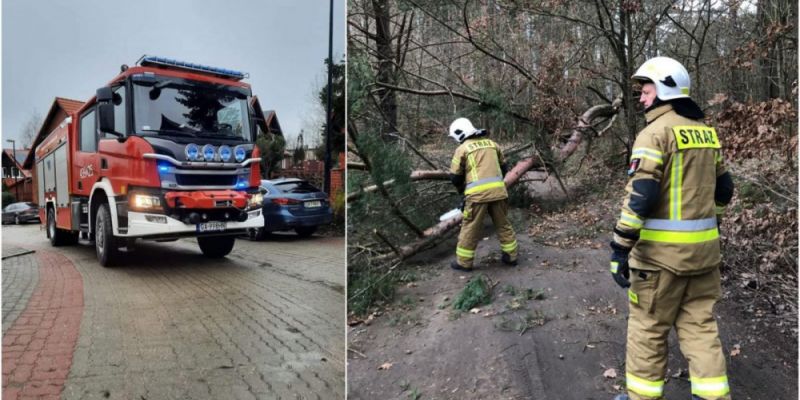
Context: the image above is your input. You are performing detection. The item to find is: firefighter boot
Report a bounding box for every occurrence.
[501,252,518,266]
[450,260,472,272]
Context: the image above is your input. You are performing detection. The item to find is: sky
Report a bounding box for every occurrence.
[1,0,345,149]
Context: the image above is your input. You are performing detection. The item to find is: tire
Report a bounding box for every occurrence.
[95,203,119,267]
[250,227,270,241]
[295,226,317,238]
[197,235,236,258]
[48,208,68,246]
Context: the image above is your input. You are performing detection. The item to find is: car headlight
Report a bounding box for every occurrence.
[234,145,246,162]
[249,193,263,208]
[132,194,162,210]
[219,145,232,162]
[202,144,216,161]
[185,143,200,161]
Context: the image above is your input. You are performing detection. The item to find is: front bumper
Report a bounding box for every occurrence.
[122,209,263,238]
[264,208,333,231]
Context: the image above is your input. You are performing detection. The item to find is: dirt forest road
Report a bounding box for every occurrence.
[347,214,797,399]
[2,223,345,400]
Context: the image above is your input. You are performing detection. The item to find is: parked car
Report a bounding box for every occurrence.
[251,178,333,239]
[2,202,41,225]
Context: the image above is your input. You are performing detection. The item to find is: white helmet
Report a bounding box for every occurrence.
[448,117,481,143]
[632,57,691,100]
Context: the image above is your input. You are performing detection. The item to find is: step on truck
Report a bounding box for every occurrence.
[34,56,265,266]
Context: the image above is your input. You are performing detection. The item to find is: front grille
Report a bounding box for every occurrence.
[175,174,237,187]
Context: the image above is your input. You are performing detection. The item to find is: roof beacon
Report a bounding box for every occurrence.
[137,55,248,81]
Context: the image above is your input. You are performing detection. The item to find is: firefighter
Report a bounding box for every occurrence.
[448,117,518,271]
[609,57,735,400]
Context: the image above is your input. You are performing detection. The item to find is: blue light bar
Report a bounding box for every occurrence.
[138,55,248,81]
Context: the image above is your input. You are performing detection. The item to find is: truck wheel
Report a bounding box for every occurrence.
[47,209,61,246]
[197,235,235,258]
[295,226,317,238]
[95,203,119,267]
[47,208,78,246]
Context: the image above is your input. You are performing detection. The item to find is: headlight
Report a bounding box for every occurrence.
[219,145,232,162]
[202,144,216,161]
[234,145,246,162]
[249,193,263,207]
[133,194,161,209]
[249,193,263,208]
[185,143,200,161]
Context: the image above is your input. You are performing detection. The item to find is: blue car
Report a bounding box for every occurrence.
[252,178,333,239]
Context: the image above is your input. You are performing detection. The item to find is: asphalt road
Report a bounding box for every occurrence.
[2,223,345,400]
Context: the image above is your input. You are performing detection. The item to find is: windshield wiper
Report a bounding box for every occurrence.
[140,128,196,137]
[194,131,246,140]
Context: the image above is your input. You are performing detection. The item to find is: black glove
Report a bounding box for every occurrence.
[609,241,632,288]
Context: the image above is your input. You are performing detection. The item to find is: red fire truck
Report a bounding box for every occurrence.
[34,56,265,266]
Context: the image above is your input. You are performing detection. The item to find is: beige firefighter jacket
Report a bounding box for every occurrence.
[450,137,508,203]
[614,104,728,276]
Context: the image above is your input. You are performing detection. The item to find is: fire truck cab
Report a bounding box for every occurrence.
[35,56,265,266]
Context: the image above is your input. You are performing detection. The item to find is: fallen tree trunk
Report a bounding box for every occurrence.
[347,171,451,202]
[393,98,622,260]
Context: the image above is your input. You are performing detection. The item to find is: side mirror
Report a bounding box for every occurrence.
[97,102,115,135]
[96,87,121,139]
[96,87,113,103]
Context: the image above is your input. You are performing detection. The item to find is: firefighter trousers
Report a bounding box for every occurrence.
[455,199,517,269]
[625,267,730,400]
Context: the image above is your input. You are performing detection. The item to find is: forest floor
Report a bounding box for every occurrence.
[347,173,797,400]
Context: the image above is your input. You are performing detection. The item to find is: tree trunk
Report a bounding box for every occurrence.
[372,0,399,137]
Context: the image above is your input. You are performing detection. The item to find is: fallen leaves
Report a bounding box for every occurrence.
[731,344,742,357]
[378,362,393,370]
[603,368,618,379]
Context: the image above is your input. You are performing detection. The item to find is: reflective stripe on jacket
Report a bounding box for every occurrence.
[614,104,728,276]
[450,138,508,203]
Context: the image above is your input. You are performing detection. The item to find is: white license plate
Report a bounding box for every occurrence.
[304,200,322,208]
[196,221,226,232]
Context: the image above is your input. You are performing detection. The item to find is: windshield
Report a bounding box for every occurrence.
[133,81,252,141]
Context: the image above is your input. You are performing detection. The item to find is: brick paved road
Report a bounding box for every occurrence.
[2,244,39,335]
[2,224,345,400]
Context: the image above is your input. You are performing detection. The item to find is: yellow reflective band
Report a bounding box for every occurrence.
[619,211,643,229]
[456,247,475,258]
[451,156,461,169]
[640,228,719,244]
[670,152,683,220]
[628,290,639,304]
[691,376,730,397]
[715,205,726,215]
[464,181,506,195]
[673,126,721,150]
[626,373,663,397]
[610,261,619,273]
[631,148,663,164]
[467,153,478,181]
[500,240,517,252]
